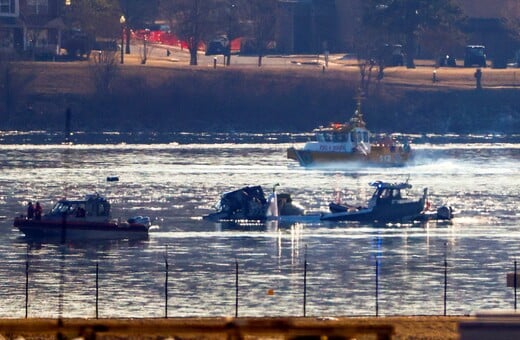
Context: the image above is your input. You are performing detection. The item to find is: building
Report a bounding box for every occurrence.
[0,0,65,58]
[276,0,337,54]
[0,0,22,52]
[277,0,520,59]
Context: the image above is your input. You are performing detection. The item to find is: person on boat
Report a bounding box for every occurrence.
[27,201,34,219]
[76,206,86,218]
[35,202,43,220]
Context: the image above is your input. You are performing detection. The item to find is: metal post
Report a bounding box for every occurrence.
[119,15,125,64]
[235,259,239,317]
[64,108,71,143]
[95,262,99,319]
[120,29,124,64]
[125,26,130,54]
[375,257,379,317]
[165,250,169,318]
[444,253,448,316]
[515,260,517,311]
[142,34,147,64]
[303,246,307,317]
[25,255,29,318]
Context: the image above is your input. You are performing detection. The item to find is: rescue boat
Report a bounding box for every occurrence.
[287,99,412,167]
[14,193,151,240]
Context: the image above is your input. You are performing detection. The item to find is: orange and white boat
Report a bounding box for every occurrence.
[287,100,412,167]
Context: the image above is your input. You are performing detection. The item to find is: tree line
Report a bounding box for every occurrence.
[62,0,277,66]
[20,0,519,68]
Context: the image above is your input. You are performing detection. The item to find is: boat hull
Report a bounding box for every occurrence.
[321,200,425,223]
[287,146,411,167]
[14,217,149,240]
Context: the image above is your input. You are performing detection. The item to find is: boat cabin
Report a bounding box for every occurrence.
[368,181,413,206]
[48,194,111,219]
[304,103,372,154]
[315,125,370,144]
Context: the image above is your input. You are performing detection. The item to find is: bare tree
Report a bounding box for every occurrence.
[352,17,387,95]
[502,1,520,42]
[362,0,463,69]
[243,0,277,67]
[63,0,121,38]
[89,50,119,95]
[160,0,217,66]
[218,0,246,65]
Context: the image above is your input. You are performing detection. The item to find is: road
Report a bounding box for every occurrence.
[123,40,520,90]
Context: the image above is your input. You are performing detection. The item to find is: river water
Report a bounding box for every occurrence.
[0,131,518,318]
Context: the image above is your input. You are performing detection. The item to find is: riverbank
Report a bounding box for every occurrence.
[4,53,520,134]
[0,316,465,339]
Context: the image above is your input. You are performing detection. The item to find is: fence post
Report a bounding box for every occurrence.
[375,257,379,317]
[235,258,239,317]
[444,248,448,316]
[515,260,517,311]
[165,249,169,318]
[303,245,308,317]
[25,255,29,318]
[95,262,99,319]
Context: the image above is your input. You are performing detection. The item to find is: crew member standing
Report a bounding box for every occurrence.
[35,202,43,220]
[27,201,34,219]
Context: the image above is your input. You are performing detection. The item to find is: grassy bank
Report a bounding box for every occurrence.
[4,59,520,134]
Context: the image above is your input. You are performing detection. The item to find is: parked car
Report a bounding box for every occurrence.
[205,36,230,56]
[507,50,520,68]
[438,54,457,67]
[61,29,93,60]
[464,45,486,67]
[379,44,405,66]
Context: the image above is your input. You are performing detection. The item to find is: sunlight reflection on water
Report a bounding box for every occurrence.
[0,133,518,317]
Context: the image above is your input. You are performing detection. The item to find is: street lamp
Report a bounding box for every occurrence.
[120,15,126,64]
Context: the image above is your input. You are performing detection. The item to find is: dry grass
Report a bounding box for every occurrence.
[16,52,520,97]
[0,316,466,340]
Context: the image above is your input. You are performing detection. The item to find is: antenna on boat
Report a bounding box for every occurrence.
[351,89,367,128]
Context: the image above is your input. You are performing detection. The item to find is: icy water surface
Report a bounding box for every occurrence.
[0,132,518,318]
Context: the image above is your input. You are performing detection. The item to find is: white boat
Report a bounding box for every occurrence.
[287,99,412,167]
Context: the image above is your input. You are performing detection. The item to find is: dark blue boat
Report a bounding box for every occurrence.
[322,181,453,223]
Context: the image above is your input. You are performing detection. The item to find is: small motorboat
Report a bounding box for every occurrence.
[321,180,453,223]
[14,193,152,240]
[203,185,313,223]
[287,98,412,167]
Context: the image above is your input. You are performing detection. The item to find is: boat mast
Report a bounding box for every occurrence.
[350,90,367,128]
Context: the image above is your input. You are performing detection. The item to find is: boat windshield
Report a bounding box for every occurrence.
[317,132,352,143]
[51,202,73,214]
[50,201,87,216]
[378,188,403,200]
